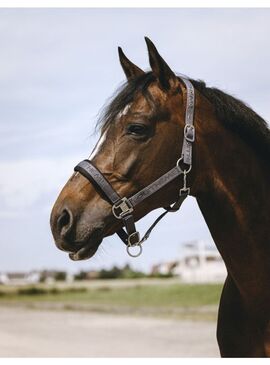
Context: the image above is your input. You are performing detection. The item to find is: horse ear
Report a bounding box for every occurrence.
[118,47,145,81]
[145,37,177,90]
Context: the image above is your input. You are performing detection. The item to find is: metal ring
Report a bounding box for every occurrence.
[126,243,143,258]
[176,157,192,174]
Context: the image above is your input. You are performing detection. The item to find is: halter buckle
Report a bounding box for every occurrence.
[179,187,190,196]
[184,124,195,143]
[112,197,133,219]
[127,232,142,258]
[128,231,140,246]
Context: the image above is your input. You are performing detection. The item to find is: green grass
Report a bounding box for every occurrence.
[0,283,222,309]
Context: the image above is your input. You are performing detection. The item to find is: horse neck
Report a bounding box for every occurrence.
[192,99,270,307]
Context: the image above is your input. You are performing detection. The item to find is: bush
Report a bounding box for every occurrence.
[18,287,47,296]
[66,287,87,293]
[149,272,174,278]
[49,287,61,295]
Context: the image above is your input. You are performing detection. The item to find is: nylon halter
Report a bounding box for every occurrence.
[74,76,195,257]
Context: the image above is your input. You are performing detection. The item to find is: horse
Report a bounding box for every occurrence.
[50,37,270,357]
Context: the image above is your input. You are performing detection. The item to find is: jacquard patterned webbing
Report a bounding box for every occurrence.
[180,77,195,165]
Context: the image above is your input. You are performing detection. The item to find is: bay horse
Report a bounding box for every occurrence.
[50,37,270,357]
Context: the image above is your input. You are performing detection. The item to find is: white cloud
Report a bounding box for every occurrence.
[0,157,80,216]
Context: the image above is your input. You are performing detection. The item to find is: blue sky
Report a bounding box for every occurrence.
[0,8,269,273]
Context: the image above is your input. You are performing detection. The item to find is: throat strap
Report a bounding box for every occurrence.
[117,192,188,245]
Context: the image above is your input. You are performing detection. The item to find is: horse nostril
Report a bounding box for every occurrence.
[57,208,74,238]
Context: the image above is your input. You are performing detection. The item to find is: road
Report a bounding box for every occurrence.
[0,306,219,357]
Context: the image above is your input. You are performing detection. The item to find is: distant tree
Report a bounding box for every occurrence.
[73,265,148,281]
[54,271,67,281]
[99,266,122,279]
[121,264,145,279]
[98,264,146,279]
[39,271,47,283]
[74,271,88,281]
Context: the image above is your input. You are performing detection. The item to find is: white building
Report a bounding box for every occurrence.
[173,240,227,283]
[0,270,75,286]
[0,271,41,286]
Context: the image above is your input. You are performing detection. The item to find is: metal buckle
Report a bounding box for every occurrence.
[184,124,195,143]
[179,187,190,196]
[112,197,133,219]
[127,231,140,246]
[127,232,142,258]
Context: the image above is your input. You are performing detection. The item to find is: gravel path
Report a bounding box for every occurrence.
[0,306,219,357]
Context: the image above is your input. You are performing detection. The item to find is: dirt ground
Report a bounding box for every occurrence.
[0,306,220,357]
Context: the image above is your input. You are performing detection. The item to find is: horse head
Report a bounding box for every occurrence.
[50,38,201,260]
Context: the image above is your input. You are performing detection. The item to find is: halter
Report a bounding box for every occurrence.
[74,76,195,258]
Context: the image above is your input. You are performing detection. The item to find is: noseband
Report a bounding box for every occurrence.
[74,76,195,257]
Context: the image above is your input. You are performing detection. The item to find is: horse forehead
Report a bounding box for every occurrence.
[147,83,167,102]
[117,103,131,118]
[118,83,167,117]
[130,96,152,113]
[130,88,163,113]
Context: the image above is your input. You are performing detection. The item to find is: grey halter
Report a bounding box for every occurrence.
[74,76,195,257]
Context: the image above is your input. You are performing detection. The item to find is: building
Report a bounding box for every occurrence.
[151,261,178,276]
[0,270,74,285]
[173,240,227,283]
[151,240,227,283]
[0,271,41,286]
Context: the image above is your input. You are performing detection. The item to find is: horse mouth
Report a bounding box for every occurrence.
[68,237,102,261]
[67,227,104,261]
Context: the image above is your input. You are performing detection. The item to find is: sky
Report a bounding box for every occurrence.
[0,8,270,273]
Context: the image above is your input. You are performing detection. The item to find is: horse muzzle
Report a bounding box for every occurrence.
[50,203,105,261]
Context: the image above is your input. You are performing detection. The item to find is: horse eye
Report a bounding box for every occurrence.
[127,123,148,136]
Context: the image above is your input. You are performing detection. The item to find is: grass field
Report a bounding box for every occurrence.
[0,280,223,320]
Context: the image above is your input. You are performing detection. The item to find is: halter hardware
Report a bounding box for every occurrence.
[127,231,140,246]
[176,157,192,174]
[74,76,195,258]
[184,124,195,143]
[126,242,143,258]
[112,197,133,219]
[179,170,190,196]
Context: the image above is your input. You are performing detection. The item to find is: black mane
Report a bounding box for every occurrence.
[97,72,270,161]
[190,78,270,162]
